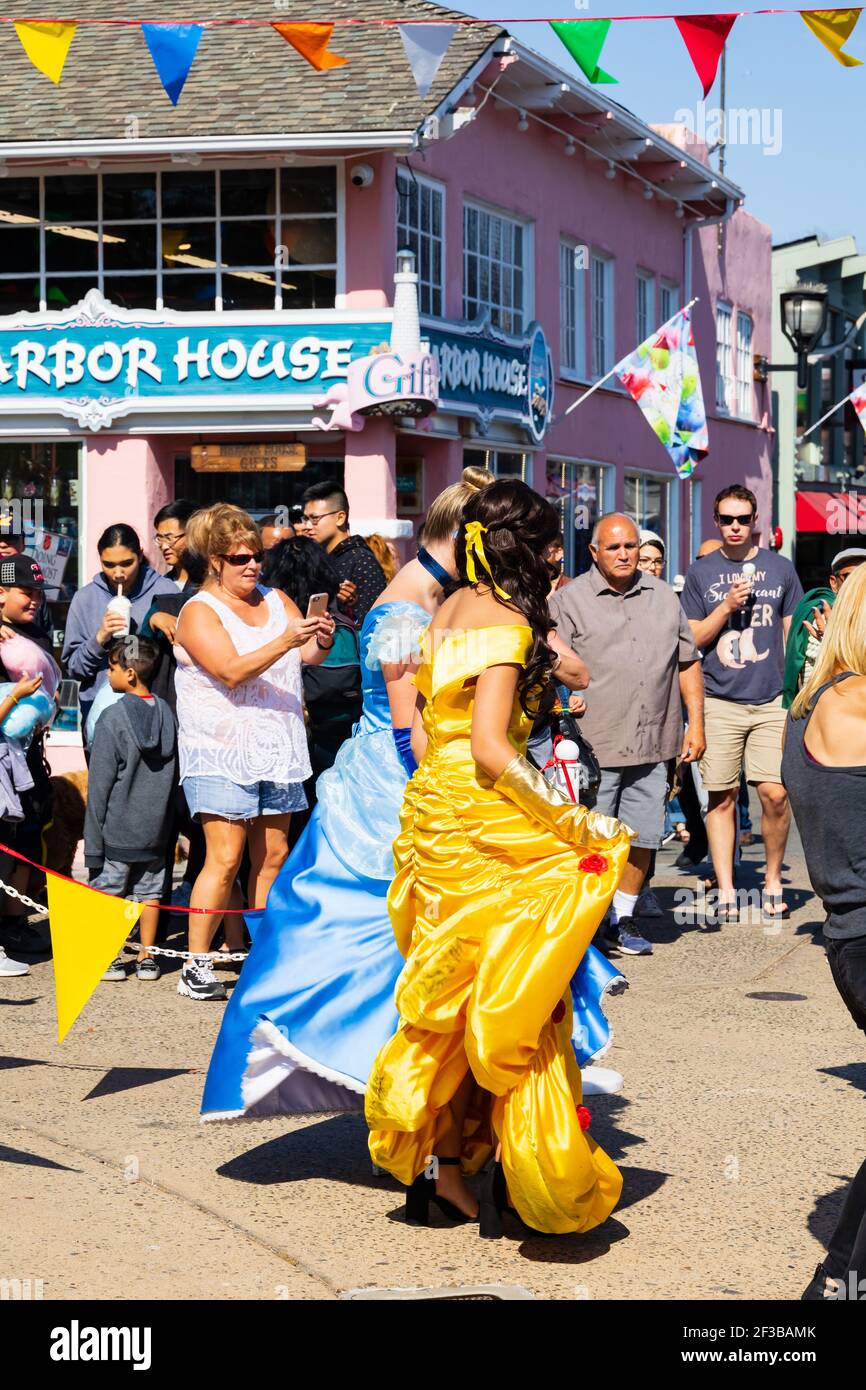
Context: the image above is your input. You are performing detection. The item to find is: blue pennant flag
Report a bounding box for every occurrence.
[141,23,203,106]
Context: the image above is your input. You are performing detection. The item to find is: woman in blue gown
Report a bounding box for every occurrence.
[201,472,626,1120]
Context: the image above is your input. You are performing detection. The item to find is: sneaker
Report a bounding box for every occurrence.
[609,917,653,956]
[103,955,127,981]
[661,830,677,846]
[592,924,619,958]
[636,889,664,919]
[177,955,227,1001]
[135,956,161,981]
[0,919,49,955]
[0,946,30,976]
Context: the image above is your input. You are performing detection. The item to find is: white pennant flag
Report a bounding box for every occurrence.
[399,23,457,99]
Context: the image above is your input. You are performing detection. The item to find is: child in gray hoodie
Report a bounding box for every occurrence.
[84,636,177,981]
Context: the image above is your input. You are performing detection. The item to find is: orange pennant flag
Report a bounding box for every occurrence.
[800,9,863,67]
[272,22,348,72]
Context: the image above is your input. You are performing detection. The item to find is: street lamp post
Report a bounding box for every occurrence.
[753,283,830,389]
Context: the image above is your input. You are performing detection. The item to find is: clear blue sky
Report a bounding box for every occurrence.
[465,2,865,248]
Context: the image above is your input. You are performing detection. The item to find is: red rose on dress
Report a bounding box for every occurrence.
[578,854,608,874]
[551,999,566,1024]
[576,1106,591,1131]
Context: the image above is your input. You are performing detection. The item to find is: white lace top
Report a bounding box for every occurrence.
[174,586,311,786]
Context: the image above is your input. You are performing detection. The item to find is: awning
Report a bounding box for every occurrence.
[796,490,866,534]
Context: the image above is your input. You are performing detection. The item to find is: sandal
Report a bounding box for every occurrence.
[762,892,789,922]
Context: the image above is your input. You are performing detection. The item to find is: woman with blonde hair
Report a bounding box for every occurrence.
[782,562,866,1298]
[172,503,334,1001]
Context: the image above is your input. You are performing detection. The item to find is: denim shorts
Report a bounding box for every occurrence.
[90,858,166,902]
[588,760,668,850]
[182,775,307,822]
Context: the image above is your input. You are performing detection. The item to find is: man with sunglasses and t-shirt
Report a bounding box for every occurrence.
[681,485,803,922]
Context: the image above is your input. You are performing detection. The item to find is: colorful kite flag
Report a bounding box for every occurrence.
[141,23,203,105]
[550,19,618,84]
[852,379,866,434]
[800,9,863,66]
[614,308,708,479]
[14,20,77,84]
[47,873,142,1043]
[400,23,456,98]
[272,22,348,72]
[674,14,737,96]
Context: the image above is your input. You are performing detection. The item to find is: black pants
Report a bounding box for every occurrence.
[822,935,866,1284]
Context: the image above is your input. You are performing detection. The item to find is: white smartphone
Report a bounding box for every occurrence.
[306,592,329,619]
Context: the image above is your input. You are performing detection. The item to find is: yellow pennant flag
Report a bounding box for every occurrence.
[14,21,78,84]
[47,873,142,1042]
[800,9,863,67]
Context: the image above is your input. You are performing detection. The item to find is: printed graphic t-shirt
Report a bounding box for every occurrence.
[680,547,803,704]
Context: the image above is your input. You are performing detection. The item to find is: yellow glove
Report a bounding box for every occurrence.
[494,754,633,848]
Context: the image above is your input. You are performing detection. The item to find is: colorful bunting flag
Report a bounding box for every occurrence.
[800,8,863,66]
[550,19,618,85]
[14,20,77,84]
[674,14,737,97]
[399,23,457,99]
[852,380,866,434]
[46,873,142,1043]
[272,22,348,72]
[614,308,708,479]
[141,23,203,106]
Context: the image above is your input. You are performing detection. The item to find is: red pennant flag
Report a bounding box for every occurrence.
[674,14,737,97]
[272,22,347,72]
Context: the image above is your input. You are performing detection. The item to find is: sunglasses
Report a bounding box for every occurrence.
[716,513,754,526]
[219,551,263,567]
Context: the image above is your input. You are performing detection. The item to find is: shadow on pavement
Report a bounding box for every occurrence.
[819,1062,866,1094]
[218,1113,378,1189]
[0,1142,79,1172]
[82,1066,193,1101]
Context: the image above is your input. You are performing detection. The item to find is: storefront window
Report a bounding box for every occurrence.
[546,460,607,576]
[464,447,527,480]
[174,454,343,520]
[624,470,672,573]
[0,167,338,313]
[0,442,81,655]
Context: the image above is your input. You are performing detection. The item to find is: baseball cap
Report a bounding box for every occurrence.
[0,553,47,590]
[830,547,866,575]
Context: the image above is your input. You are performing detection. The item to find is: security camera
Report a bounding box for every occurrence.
[350,164,375,189]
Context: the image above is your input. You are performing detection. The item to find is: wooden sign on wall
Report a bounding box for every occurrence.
[191,443,307,473]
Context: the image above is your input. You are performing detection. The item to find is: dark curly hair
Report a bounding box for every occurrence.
[456,479,559,715]
[262,534,340,612]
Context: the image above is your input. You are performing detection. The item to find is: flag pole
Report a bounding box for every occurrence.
[796,387,856,445]
[550,295,699,427]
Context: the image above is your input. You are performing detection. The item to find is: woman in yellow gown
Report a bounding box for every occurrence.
[366,480,633,1237]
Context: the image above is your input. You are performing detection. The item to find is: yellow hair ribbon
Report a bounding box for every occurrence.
[464,521,511,602]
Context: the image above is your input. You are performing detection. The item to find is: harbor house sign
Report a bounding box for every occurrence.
[0,291,553,443]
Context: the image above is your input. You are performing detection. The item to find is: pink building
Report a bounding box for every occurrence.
[0,4,773,759]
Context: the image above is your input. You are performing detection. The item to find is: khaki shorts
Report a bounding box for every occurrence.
[700,695,786,790]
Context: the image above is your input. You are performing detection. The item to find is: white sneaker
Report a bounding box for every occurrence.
[0,946,30,976]
[581,1065,624,1095]
[636,889,664,919]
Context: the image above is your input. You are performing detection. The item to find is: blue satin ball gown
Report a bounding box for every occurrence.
[201,599,625,1120]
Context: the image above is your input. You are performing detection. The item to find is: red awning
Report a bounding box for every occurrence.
[796,491,866,534]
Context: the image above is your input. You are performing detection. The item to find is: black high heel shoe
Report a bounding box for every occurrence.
[479,1160,507,1240]
[404,1156,475,1226]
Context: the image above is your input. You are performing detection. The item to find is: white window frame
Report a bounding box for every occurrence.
[689,478,703,561]
[736,310,754,419]
[591,250,615,379]
[636,268,656,344]
[716,301,734,413]
[463,198,533,336]
[559,238,586,380]
[396,167,445,319]
[624,468,679,579]
[660,278,679,327]
[0,161,341,313]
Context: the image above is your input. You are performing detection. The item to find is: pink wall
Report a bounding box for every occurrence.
[83,436,172,576]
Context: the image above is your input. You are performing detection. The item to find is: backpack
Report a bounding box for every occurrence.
[302,618,362,736]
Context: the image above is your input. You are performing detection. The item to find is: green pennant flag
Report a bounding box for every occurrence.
[550,19,618,84]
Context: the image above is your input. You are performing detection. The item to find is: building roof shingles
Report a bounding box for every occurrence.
[0,0,503,144]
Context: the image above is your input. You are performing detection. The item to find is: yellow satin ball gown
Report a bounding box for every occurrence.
[366,623,633,1235]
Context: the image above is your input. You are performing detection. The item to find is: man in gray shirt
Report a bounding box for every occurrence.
[550,513,705,955]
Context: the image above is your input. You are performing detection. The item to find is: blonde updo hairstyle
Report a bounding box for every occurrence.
[186,503,263,585]
[421,465,495,545]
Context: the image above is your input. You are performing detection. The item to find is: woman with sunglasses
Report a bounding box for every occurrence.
[172,504,334,1002]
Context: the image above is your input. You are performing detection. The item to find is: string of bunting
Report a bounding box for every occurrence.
[4,8,863,104]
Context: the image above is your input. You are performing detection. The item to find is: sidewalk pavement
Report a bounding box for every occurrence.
[1,815,863,1301]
